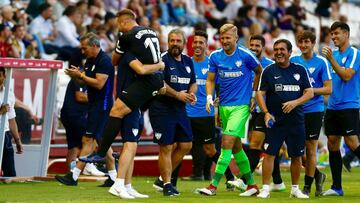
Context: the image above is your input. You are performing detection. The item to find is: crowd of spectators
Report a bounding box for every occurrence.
[0,0,359,62]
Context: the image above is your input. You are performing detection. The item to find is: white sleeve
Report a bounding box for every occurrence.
[7,90,16,119]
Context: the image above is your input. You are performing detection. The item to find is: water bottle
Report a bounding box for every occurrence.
[267,118,274,128]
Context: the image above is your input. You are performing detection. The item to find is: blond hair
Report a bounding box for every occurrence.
[219,24,238,36]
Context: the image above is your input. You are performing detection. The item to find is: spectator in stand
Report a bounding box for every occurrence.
[87,14,103,33]
[0,24,16,57]
[1,5,16,28]
[137,16,150,27]
[11,24,26,59]
[26,0,45,18]
[52,6,81,61]
[235,4,256,46]
[104,12,117,43]
[315,0,339,18]
[127,0,145,19]
[52,0,72,21]
[203,0,227,29]
[274,0,294,31]
[318,26,334,55]
[263,26,281,57]
[286,0,306,28]
[89,0,106,17]
[97,25,114,54]
[256,6,272,33]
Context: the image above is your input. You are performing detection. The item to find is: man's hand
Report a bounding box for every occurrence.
[282,100,299,113]
[250,97,256,112]
[14,138,23,154]
[264,112,275,128]
[322,46,333,60]
[158,61,165,71]
[158,82,166,95]
[189,92,197,105]
[65,65,82,79]
[206,95,214,114]
[0,104,9,115]
[213,97,219,107]
[176,91,194,103]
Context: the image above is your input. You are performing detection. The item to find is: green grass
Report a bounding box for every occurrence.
[1,168,360,203]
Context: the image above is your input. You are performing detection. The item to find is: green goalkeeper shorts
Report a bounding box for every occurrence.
[219,105,249,138]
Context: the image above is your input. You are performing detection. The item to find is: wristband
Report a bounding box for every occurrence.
[252,91,256,98]
[207,95,213,102]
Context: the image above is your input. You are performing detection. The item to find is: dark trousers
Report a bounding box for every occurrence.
[15,107,32,144]
[2,132,16,177]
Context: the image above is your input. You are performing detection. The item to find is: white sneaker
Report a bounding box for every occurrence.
[127,187,149,198]
[257,189,270,198]
[226,178,247,191]
[109,186,135,199]
[270,182,286,192]
[290,189,309,199]
[83,163,105,176]
[239,185,259,196]
[196,187,216,196]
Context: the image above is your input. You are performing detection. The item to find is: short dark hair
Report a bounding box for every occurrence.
[194,30,208,41]
[116,9,136,20]
[0,24,6,32]
[11,24,24,32]
[330,21,350,32]
[296,30,316,43]
[104,12,116,23]
[0,67,5,75]
[39,3,51,14]
[63,5,77,16]
[274,39,292,51]
[250,35,265,47]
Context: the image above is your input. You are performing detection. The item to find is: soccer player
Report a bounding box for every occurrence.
[108,51,163,199]
[321,21,360,196]
[186,30,237,187]
[55,33,116,186]
[150,28,197,196]
[80,9,165,163]
[256,39,313,199]
[197,24,262,196]
[232,34,286,192]
[290,30,331,196]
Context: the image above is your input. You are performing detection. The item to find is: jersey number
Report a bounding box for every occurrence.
[144,37,161,63]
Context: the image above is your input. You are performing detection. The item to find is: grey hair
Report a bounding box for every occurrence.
[168,28,186,43]
[80,32,100,47]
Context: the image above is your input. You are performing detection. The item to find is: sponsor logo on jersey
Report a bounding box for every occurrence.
[275,84,300,92]
[219,70,244,78]
[170,75,191,84]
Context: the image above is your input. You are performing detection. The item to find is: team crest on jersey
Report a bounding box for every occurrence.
[309,67,315,74]
[293,73,300,81]
[201,68,208,75]
[185,66,191,73]
[91,65,95,71]
[235,60,242,67]
[132,128,139,136]
[342,57,347,64]
[155,132,162,140]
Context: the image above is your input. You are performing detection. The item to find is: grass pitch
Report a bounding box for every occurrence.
[1,168,360,203]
